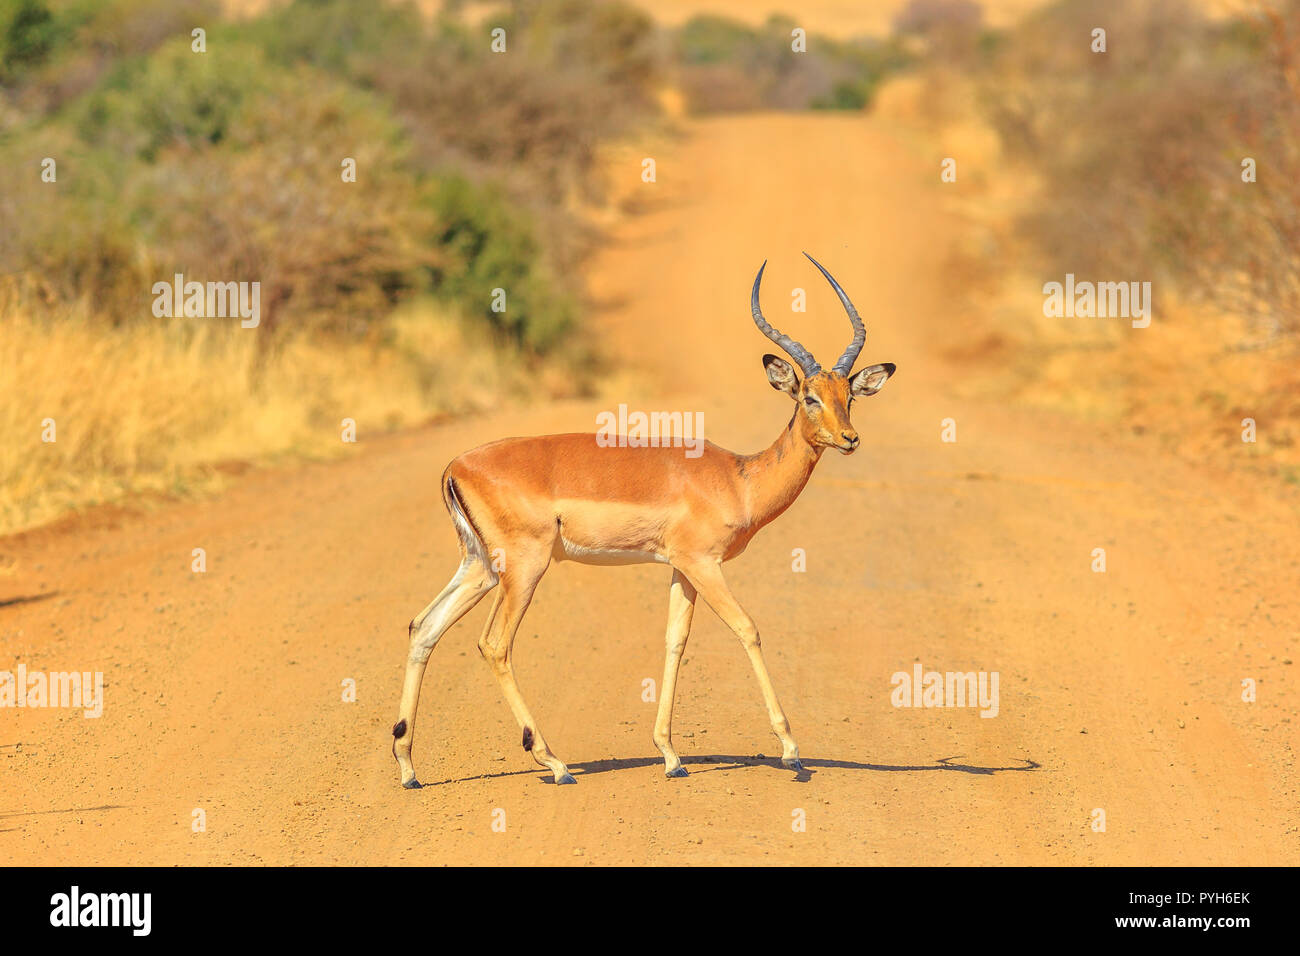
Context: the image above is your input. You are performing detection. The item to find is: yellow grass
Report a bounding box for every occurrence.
[0,298,545,535]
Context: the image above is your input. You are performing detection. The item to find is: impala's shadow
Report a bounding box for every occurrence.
[422,754,1040,787]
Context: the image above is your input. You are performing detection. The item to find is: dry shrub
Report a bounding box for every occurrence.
[879,0,1300,477]
[980,0,1300,339]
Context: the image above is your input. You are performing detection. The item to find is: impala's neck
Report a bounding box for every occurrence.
[742,413,824,530]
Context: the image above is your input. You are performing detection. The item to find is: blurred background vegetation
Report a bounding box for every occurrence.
[671,12,914,112]
[975,0,1300,341]
[881,0,1300,472]
[3,0,1299,531]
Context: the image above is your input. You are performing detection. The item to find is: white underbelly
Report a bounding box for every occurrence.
[554,535,669,566]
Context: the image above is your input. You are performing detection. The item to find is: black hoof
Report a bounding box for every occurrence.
[556,772,577,785]
[782,758,804,772]
[402,778,422,789]
[665,766,689,778]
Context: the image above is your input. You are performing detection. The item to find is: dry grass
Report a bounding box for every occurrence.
[0,297,553,535]
[873,52,1300,481]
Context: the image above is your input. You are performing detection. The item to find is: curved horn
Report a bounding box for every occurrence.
[751,260,821,376]
[803,252,865,375]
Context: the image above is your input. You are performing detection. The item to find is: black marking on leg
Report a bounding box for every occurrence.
[393,719,407,738]
[522,726,534,751]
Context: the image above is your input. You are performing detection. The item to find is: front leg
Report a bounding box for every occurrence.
[653,570,697,777]
[677,558,801,771]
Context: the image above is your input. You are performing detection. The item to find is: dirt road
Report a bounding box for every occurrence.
[3,114,1296,865]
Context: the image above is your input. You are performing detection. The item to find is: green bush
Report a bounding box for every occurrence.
[812,79,873,110]
[0,0,60,81]
[72,40,269,161]
[424,174,575,353]
[242,0,427,77]
[2,35,430,329]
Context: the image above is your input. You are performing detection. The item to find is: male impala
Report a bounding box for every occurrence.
[392,253,895,787]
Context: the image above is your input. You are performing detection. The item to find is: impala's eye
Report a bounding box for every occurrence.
[803,395,819,407]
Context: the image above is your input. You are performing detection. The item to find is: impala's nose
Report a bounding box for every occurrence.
[840,431,860,452]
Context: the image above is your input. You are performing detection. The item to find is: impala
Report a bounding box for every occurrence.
[392,253,895,787]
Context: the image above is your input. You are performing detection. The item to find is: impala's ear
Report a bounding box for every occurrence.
[763,354,800,398]
[849,362,896,397]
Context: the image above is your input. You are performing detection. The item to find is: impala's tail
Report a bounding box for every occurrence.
[442,469,491,571]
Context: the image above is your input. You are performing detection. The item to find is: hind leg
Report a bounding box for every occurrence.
[393,557,496,787]
[476,547,574,783]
